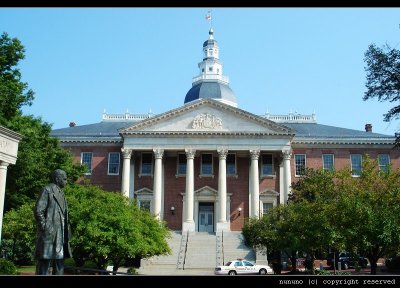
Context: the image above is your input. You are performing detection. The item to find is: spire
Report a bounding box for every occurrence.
[194,28,227,85]
[184,28,237,107]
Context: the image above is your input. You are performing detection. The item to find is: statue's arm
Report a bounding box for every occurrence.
[35,187,49,231]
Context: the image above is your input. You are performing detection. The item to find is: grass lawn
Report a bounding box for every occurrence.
[17,265,35,274]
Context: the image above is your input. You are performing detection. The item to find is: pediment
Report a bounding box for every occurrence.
[119,99,294,136]
[194,186,218,197]
[260,189,279,197]
[134,187,153,195]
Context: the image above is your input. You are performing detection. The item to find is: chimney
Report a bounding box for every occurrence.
[69,121,76,127]
[365,123,372,132]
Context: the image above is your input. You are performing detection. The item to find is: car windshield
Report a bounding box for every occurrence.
[225,262,232,266]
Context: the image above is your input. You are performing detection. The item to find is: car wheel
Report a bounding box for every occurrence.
[228,270,237,275]
[259,269,267,275]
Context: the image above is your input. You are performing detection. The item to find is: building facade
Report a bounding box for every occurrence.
[51,29,399,233]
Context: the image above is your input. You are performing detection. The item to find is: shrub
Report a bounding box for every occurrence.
[0,258,18,275]
[127,267,138,274]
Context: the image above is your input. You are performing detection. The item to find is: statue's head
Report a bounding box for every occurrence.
[53,169,67,188]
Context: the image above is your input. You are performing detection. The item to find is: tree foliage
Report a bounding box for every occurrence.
[333,156,400,274]
[1,184,172,272]
[65,184,171,271]
[0,32,34,122]
[364,43,400,145]
[0,31,85,211]
[0,202,36,265]
[243,155,400,275]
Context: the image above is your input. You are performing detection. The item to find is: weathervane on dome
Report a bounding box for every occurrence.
[205,9,212,29]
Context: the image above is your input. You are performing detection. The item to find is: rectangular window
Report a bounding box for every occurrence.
[108,152,120,175]
[81,152,93,175]
[227,153,236,175]
[201,153,213,175]
[261,154,273,176]
[295,154,306,176]
[139,200,151,212]
[351,154,362,176]
[378,154,390,172]
[263,202,273,215]
[141,153,153,175]
[322,154,334,171]
[177,153,187,175]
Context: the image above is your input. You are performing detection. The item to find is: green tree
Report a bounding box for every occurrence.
[0,31,85,211]
[0,32,34,122]
[364,44,400,145]
[334,156,400,274]
[0,202,36,265]
[65,184,171,272]
[243,205,303,274]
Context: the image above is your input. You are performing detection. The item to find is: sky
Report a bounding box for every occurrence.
[0,8,399,135]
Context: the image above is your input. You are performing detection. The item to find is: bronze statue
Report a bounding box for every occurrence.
[34,169,72,275]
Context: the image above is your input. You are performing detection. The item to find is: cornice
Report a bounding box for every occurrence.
[292,137,395,145]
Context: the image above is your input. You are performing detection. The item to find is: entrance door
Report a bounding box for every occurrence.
[198,203,214,232]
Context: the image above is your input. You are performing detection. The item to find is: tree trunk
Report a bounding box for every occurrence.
[290,252,297,273]
[370,260,378,275]
[310,253,316,275]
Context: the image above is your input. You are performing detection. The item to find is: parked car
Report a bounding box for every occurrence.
[327,252,368,270]
[215,259,273,275]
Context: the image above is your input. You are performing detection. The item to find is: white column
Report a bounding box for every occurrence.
[121,148,132,198]
[217,148,229,231]
[250,149,260,218]
[183,148,196,232]
[282,149,292,205]
[0,162,9,243]
[279,158,285,205]
[153,148,164,220]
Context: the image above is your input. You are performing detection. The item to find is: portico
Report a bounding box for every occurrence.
[0,126,22,243]
[118,98,294,232]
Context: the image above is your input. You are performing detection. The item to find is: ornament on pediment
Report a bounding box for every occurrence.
[192,113,222,129]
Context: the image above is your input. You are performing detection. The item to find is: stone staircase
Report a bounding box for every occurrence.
[221,231,256,265]
[138,230,256,275]
[183,232,216,269]
[138,230,183,274]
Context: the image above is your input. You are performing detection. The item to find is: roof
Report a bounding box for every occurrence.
[51,119,395,145]
[50,121,133,142]
[283,123,393,139]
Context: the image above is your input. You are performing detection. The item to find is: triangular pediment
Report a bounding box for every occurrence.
[119,99,294,136]
[194,186,218,197]
[260,189,279,197]
[134,187,153,196]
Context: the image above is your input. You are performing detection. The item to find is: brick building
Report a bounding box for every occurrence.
[51,28,399,233]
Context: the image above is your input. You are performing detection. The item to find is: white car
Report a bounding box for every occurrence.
[215,259,273,275]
